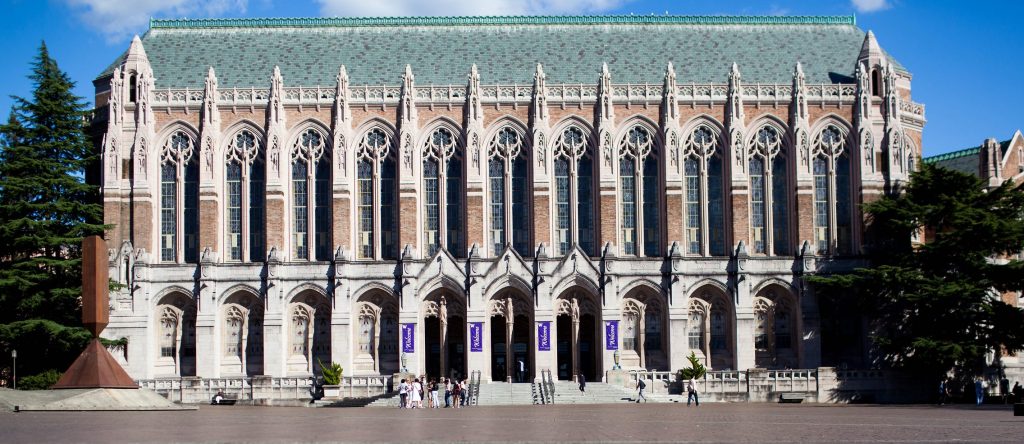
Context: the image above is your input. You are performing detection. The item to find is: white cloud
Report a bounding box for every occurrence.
[316,0,627,17]
[65,0,248,43]
[850,0,890,13]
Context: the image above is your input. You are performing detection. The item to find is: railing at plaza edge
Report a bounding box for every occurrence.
[625,369,819,399]
[138,375,393,404]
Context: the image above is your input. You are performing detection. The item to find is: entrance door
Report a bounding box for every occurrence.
[512,314,531,383]
[447,315,466,380]
[425,317,442,378]
[556,315,572,380]
[490,315,507,381]
[579,313,597,382]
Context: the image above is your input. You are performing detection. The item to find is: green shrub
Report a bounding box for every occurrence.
[318,359,343,385]
[677,352,707,380]
[18,369,62,390]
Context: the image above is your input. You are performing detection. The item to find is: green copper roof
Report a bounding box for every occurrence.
[100,15,901,89]
[924,147,982,164]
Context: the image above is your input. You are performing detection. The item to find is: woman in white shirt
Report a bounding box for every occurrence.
[411,378,423,408]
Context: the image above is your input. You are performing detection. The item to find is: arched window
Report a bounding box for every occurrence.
[488,126,530,257]
[422,127,464,257]
[754,289,798,368]
[356,128,398,260]
[812,125,853,255]
[619,125,660,257]
[682,125,727,256]
[552,126,596,256]
[225,129,265,262]
[748,125,789,255]
[129,73,137,103]
[160,131,199,263]
[871,69,881,97]
[753,297,771,352]
[687,303,706,351]
[291,128,331,261]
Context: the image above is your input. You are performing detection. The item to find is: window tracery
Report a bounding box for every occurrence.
[356,127,397,260]
[487,125,530,257]
[619,125,660,257]
[552,126,596,256]
[422,127,464,257]
[160,131,199,263]
[748,125,789,255]
[292,128,331,261]
[225,129,265,262]
[682,124,726,256]
[811,124,853,255]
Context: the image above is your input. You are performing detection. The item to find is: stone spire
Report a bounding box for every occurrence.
[128,36,155,188]
[266,66,287,181]
[400,64,417,125]
[333,65,352,178]
[662,61,679,123]
[399,64,418,175]
[596,63,616,175]
[790,62,811,175]
[531,64,549,124]
[854,61,876,174]
[199,67,221,178]
[598,62,614,122]
[531,64,550,177]
[102,68,124,187]
[662,61,681,177]
[202,67,220,128]
[727,63,747,174]
[268,66,285,126]
[858,30,883,66]
[465,64,485,177]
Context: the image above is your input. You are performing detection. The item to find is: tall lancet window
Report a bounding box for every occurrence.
[160,131,199,263]
[356,127,398,260]
[748,125,789,255]
[488,126,530,257]
[422,127,464,257]
[552,126,596,256]
[812,125,854,255]
[682,125,727,256]
[292,128,331,261]
[619,125,660,257]
[225,129,265,262]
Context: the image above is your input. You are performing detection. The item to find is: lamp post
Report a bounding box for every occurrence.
[11,349,16,390]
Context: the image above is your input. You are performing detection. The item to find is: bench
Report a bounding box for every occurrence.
[779,393,806,403]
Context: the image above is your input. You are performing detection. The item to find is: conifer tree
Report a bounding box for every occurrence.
[810,163,1024,379]
[0,42,104,326]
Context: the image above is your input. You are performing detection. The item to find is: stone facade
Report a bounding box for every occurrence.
[96,16,925,382]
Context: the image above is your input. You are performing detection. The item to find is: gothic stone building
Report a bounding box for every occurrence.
[96,16,926,382]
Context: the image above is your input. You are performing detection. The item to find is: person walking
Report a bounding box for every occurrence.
[937,379,949,405]
[578,373,587,394]
[636,378,647,403]
[517,358,525,383]
[975,377,986,406]
[411,378,423,408]
[687,377,700,406]
[398,379,409,409]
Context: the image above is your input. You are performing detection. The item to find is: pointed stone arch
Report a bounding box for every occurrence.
[220,287,264,376]
[154,289,197,377]
[688,283,735,370]
[352,287,400,375]
[286,287,331,375]
[620,280,669,371]
[753,282,800,369]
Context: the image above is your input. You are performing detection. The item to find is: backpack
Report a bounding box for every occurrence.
[638,379,646,389]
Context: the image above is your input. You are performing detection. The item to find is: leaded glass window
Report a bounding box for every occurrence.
[224,129,264,262]
[813,157,829,254]
[619,125,659,257]
[488,126,531,257]
[748,125,788,256]
[682,125,725,256]
[684,158,700,254]
[160,131,198,263]
[422,127,464,257]
[291,128,330,261]
[551,126,595,256]
[708,155,725,256]
[355,128,397,260]
[812,124,853,256]
[688,309,705,350]
[710,302,727,352]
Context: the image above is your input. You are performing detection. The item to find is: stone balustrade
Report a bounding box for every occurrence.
[139,375,393,404]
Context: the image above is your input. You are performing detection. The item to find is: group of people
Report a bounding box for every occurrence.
[397,377,470,408]
[632,376,700,405]
[938,377,1024,405]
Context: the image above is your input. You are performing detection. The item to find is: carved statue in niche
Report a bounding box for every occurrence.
[136,139,147,175]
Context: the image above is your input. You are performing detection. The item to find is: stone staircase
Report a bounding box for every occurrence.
[473,382,536,406]
[551,382,635,404]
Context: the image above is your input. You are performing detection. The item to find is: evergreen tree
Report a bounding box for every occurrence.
[810,163,1024,379]
[0,42,104,326]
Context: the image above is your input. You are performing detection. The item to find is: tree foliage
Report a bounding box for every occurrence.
[677,352,707,380]
[809,163,1024,378]
[0,42,103,325]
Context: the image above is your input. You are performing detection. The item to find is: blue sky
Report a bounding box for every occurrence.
[1,0,1021,156]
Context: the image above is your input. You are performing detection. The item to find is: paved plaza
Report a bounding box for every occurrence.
[1,403,1022,443]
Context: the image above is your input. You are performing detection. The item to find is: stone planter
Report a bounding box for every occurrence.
[323,385,341,399]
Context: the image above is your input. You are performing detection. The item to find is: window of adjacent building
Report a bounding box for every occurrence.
[356,128,398,260]
[682,125,727,256]
[422,127,464,258]
[748,125,789,255]
[160,131,199,263]
[812,125,853,255]
[619,124,660,257]
[488,126,530,257]
[552,126,596,257]
[225,129,265,262]
[291,128,331,261]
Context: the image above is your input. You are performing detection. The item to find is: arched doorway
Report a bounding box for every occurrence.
[554,288,602,381]
[488,290,533,382]
[422,290,468,381]
[286,290,331,375]
[221,290,264,376]
[688,285,735,370]
[155,291,197,377]
[353,290,400,375]
[621,287,668,371]
[753,284,799,369]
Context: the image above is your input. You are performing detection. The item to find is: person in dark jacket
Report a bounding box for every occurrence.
[578,374,586,394]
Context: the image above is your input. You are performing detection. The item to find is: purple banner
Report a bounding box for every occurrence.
[401,323,415,353]
[537,321,551,351]
[470,322,483,352]
[605,320,619,351]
